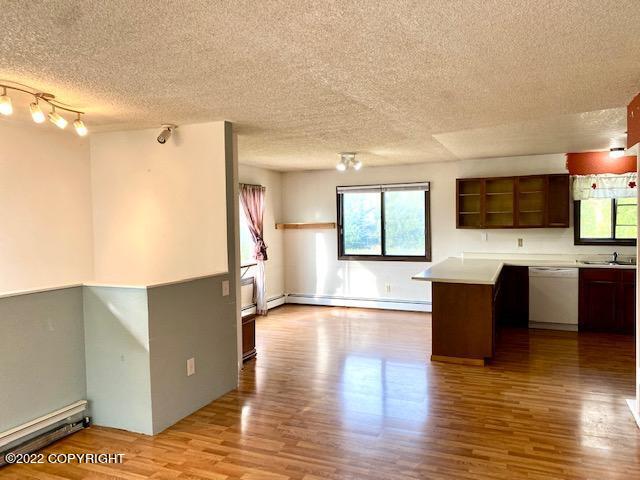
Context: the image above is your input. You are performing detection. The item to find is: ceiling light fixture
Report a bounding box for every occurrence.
[0,81,88,136]
[157,124,177,144]
[336,152,361,171]
[73,113,88,136]
[29,99,45,123]
[0,87,13,116]
[609,147,625,159]
[48,106,68,129]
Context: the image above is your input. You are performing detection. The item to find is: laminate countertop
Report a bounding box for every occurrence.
[412,256,636,285]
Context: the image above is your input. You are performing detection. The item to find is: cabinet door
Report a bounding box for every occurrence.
[242,315,257,361]
[618,270,636,335]
[516,176,546,227]
[546,175,570,227]
[579,269,618,332]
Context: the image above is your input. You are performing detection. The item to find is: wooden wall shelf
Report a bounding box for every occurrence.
[275,222,336,230]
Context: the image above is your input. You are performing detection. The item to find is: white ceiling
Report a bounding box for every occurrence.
[1,0,639,170]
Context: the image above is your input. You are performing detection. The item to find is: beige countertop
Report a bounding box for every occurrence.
[412,255,636,285]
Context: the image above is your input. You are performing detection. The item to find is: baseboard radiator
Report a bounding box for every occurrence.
[241,295,286,317]
[285,293,431,312]
[0,400,89,467]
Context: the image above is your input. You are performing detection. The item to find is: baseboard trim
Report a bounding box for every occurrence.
[431,355,486,366]
[285,293,431,312]
[528,322,578,332]
[241,295,286,317]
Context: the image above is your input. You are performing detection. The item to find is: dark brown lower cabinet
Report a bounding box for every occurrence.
[431,282,495,365]
[579,268,635,334]
[242,314,257,361]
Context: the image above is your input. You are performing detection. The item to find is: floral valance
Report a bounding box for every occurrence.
[572,173,638,200]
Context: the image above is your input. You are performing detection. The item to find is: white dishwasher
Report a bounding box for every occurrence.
[528,267,579,330]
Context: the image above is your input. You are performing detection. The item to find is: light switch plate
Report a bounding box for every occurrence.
[222,280,230,296]
[187,357,195,376]
[517,238,523,247]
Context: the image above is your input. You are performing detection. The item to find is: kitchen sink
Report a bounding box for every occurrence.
[580,260,636,266]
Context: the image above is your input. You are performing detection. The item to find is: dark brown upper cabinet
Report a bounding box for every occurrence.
[456,174,569,229]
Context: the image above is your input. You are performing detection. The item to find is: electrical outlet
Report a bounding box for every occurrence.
[517,238,523,247]
[481,232,488,242]
[187,357,196,376]
[385,283,391,293]
[222,280,230,296]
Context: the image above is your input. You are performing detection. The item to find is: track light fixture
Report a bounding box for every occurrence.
[336,152,362,171]
[48,106,68,129]
[73,113,87,136]
[0,87,13,116]
[157,124,176,144]
[0,81,88,136]
[29,99,45,123]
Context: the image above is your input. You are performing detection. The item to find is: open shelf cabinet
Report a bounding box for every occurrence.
[456,174,569,229]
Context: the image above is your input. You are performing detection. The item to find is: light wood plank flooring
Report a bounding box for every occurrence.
[3,305,639,479]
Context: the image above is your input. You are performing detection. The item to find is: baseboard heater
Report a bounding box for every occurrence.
[286,293,431,312]
[0,400,89,467]
[241,295,286,316]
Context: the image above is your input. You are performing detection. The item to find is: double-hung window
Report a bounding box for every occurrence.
[337,182,431,261]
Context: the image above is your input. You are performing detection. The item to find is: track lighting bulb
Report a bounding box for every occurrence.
[0,87,13,116]
[48,107,67,129]
[73,114,88,136]
[336,161,347,171]
[353,160,362,170]
[30,100,45,123]
[157,125,176,144]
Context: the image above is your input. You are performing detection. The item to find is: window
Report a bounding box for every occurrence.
[337,182,431,261]
[574,198,637,245]
[239,206,256,266]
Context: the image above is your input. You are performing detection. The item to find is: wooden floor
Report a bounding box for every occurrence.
[4,305,639,479]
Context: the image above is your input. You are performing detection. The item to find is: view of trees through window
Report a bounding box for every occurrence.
[578,197,637,242]
[341,187,428,258]
[384,191,426,255]
[342,192,382,254]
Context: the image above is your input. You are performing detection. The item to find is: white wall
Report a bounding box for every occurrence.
[282,154,635,305]
[238,164,285,303]
[0,121,93,292]
[90,122,228,285]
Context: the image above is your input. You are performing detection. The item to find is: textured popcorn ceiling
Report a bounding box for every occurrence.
[1,0,639,170]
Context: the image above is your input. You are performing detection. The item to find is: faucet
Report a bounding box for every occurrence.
[612,251,618,263]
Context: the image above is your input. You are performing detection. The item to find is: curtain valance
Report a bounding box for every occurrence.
[572,173,638,200]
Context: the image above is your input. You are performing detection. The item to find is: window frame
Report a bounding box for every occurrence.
[573,199,637,246]
[336,183,432,262]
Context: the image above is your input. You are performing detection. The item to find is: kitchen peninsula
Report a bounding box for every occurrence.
[413,255,636,366]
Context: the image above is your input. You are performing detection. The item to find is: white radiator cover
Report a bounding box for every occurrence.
[0,400,87,449]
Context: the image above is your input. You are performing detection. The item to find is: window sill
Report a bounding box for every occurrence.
[574,239,636,246]
[338,255,431,262]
